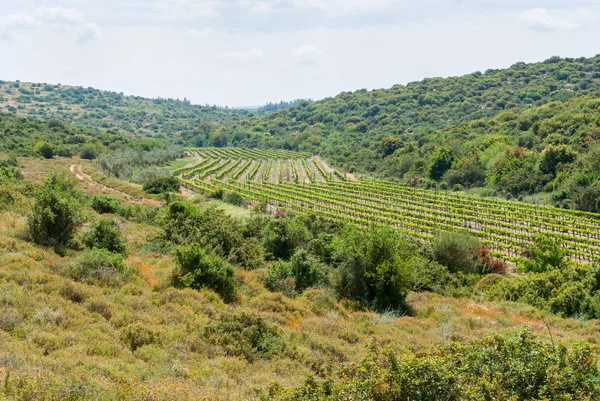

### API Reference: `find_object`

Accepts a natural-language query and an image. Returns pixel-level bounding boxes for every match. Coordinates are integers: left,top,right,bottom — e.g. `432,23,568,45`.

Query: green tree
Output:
28,172,83,248
428,148,455,181
34,141,56,159
539,144,576,176
381,136,403,157
432,232,480,274
332,226,413,311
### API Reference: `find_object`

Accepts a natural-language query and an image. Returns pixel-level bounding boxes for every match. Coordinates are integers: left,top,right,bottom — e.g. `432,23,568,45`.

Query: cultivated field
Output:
178,149,600,265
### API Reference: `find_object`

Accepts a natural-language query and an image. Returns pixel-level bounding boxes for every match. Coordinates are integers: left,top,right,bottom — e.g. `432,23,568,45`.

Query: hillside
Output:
172,55,600,211
0,81,251,137
2,155,600,400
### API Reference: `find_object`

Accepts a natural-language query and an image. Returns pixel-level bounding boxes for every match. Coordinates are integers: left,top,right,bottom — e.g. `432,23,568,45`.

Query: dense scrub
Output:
265,329,600,401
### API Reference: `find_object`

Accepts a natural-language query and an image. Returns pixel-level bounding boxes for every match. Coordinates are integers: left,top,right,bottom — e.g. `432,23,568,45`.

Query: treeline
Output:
258,99,313,113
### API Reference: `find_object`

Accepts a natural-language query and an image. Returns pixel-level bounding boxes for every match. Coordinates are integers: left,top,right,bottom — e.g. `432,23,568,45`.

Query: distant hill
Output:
0,81,252,137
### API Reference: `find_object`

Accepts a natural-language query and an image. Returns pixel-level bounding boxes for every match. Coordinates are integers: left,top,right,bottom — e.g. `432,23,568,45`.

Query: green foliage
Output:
79,142,104,160
82,218,125,254
520,236,566,273
28,172,83,248
33,140,56,159
223,191,244,206
228,237,265,270
264,249,328,296
172,244,237,303
428,147,455,181
539,144,577,176
269,328,600,401
120,324,157,352
65,248,128,287
485,263,600,318
331,226,413,311
432,232,480,274
161,200,244,258
204,312,285,362
90,195,121,214
142,176,180,194
262,216,311,260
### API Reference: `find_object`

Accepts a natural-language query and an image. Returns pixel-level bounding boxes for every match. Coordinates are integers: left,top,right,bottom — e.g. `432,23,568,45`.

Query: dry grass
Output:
3,157,600,400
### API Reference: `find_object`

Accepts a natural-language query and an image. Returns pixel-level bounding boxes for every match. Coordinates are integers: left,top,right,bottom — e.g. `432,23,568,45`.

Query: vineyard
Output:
176,148,349,183
177,148,600,265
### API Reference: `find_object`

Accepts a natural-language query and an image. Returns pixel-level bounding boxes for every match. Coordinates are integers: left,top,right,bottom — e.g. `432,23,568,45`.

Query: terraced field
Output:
177,148,600,265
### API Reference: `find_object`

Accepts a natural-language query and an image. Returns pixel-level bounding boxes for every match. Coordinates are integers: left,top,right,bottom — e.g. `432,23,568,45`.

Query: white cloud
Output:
218,47,266,60
152,0,224,18
0,6,102,44
519,8,594,31
292,44,323,65
292,0,394,16
188,27,216,38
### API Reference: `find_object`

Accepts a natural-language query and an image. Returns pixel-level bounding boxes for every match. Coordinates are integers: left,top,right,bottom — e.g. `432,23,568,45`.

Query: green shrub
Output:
265,250,328,296
79,143,104,160
142,176,180,194
271,328,600,401
66,248,128,287
229,237,265,270
172,244,236,303
262,216,311,260
485,263,600,318
332,226,412,311
432,232,480,274
33,140,55,159
90,195,121,214
224,191,244,206
28,172,83,248
82,218,125,254
520,236,566,273
120,324,157,351
204,312,285,362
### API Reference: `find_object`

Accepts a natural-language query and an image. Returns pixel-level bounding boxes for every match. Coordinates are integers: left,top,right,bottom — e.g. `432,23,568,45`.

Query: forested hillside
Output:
0,81,250,137
177,55,600,210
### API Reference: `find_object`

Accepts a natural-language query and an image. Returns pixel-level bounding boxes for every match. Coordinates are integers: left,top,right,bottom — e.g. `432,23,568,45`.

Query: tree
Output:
34,141,56,159
539,145,576,176
172,244,237,303
428,148,455,181
332,226,413,311
143,176,180,194
381,136,403,157
28,172,83,248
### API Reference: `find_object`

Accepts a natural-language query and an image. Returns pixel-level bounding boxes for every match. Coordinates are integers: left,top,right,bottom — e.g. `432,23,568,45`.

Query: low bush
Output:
432,232,480,274
204,312,285,362
65,248,129,287
265,250,328,296
172,244,237,303
82,218,125,254
28,172,83,248
90,195,121,214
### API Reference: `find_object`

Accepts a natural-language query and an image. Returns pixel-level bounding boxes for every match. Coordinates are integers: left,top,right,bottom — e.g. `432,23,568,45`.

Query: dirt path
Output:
313,155,357,181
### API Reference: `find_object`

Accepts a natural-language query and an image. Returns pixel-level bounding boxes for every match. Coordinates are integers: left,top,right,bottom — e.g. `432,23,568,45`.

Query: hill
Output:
0,81,251,137
173,55,600,210
1,156,600,400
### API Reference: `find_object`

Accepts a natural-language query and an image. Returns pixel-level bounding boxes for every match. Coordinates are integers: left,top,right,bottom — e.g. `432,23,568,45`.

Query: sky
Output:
0,1,599,107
